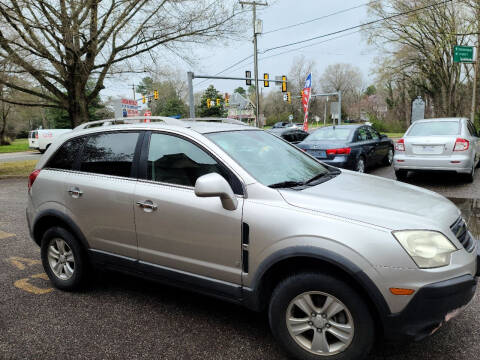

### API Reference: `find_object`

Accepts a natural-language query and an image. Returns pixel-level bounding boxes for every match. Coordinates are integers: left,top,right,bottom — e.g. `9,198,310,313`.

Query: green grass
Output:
384,132,405,139
0,160,37,177
0,138,30,153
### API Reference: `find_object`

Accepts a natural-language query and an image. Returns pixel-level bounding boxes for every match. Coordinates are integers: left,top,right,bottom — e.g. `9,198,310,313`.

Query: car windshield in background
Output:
408,121,460,136
307,127,352,141
206,130,329,187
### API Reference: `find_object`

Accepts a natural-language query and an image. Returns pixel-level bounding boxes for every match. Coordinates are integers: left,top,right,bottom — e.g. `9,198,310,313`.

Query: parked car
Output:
272,121,293,129
27,117,478,360
297,124,394,172
28,129,72,153
267,127,309,144
394,117,480,182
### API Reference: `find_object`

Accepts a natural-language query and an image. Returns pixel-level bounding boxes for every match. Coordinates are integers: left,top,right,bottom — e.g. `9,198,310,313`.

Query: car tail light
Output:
395,138,405,151
35,132,38,139
453,138,469,151
326,147,351,155
28,169,41,190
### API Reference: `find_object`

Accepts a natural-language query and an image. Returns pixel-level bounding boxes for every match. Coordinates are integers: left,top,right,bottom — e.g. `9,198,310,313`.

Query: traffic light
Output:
301,90,304,97
225,93,229,106
245,70,251,85
142,95,146,104
287,91,291,104
216,98,221,106
263,73,269,87
207,98,211,108
154,90,158,100
282,75,287,92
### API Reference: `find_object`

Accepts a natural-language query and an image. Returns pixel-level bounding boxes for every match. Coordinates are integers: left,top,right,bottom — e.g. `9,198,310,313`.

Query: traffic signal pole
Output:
186,72,286,119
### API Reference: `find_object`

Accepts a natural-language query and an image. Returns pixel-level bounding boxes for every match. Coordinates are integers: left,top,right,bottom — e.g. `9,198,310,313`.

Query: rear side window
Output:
80,132,139,177
467,121,477,136
367,127,379,140
408,121,460,136
357,128,368,141
47,137,85,170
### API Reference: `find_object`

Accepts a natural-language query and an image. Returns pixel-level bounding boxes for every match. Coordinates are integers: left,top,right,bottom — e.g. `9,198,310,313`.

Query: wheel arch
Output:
32,209,89,250
243,247,390,333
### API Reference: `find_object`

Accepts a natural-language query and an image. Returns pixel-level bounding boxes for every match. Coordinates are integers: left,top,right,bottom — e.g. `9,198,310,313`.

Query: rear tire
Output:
464,165,475,183
41,227,88,291
268,272,375,360
355,156,366,173
395,169,408,181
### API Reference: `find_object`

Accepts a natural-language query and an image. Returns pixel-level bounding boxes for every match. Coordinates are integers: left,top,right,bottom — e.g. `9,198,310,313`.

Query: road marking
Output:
14,273,53,295
7,257,41,270
0,230,15,240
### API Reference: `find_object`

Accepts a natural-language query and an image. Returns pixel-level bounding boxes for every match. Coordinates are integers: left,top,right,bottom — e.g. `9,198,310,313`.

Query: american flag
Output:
302,73,312,132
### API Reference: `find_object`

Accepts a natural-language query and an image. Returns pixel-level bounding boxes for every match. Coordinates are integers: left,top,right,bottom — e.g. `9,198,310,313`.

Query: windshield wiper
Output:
304,169,341,185
268,180,305,189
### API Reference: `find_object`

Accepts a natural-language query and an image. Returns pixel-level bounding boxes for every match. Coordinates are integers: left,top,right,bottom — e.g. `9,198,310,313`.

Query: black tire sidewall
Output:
41,227,86,291
268,273,374,360
356,156,365,173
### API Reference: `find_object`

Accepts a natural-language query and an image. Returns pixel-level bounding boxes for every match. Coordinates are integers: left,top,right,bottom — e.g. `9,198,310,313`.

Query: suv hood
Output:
279,171,460,231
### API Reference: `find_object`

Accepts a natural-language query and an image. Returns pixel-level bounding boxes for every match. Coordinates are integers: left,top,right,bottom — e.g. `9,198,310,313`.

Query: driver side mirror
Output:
194,173,238,211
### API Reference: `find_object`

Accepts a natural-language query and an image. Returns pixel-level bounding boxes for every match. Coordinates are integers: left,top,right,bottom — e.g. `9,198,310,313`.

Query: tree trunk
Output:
67,82,90,129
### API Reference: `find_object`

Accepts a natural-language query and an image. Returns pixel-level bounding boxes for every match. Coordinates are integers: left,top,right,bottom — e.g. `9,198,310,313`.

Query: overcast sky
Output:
103,0,378,102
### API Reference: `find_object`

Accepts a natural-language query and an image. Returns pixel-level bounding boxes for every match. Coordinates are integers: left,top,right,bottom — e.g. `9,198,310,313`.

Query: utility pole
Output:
240,1,267,127
471,2,480,123
129,84,136,101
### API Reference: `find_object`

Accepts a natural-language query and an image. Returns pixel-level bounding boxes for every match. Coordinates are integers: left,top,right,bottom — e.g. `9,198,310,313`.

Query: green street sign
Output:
453,45,474,63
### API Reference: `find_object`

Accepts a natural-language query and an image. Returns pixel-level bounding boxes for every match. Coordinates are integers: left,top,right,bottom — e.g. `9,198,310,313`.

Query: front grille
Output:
450,217,475,252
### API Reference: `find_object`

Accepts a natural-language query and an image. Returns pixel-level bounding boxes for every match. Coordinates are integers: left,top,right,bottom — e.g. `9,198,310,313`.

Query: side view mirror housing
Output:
194,173,238,211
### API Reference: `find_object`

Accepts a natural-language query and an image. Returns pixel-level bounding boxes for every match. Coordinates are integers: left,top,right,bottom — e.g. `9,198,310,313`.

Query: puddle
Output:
448,198,480,238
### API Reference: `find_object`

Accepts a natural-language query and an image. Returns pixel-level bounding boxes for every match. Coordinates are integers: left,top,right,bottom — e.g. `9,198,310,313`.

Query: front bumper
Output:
383,274,477,341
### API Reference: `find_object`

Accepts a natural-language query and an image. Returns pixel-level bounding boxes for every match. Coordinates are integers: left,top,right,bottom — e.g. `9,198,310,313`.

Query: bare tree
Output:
0,0,244,127
367,0,472,117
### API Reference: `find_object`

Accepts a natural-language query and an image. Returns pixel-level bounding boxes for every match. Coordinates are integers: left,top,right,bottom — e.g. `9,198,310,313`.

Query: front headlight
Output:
393,230,457,268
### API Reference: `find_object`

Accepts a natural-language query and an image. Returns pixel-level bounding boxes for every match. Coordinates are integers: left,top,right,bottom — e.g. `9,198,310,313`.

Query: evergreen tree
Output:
197,85,226,117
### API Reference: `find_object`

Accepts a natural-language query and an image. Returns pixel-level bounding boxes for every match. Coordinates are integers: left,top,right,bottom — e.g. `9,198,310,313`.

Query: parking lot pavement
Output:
0,151,41,163
1,175,479,360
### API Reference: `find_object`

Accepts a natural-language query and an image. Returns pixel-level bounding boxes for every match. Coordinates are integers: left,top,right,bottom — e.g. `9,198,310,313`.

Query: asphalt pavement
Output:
1,166,480,360
0,151,41,163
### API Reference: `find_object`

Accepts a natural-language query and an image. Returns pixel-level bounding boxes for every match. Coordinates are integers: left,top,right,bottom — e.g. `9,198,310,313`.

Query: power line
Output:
194,54,253,86
262,0,454,54
262,0,381,35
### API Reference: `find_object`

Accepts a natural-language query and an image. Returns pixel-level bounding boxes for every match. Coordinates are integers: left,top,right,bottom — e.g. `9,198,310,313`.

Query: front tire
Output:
268,273,375,360
383,148,394,166
41,227,88,291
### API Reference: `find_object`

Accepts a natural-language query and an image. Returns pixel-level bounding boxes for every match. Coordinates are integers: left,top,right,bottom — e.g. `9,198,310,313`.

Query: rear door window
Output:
79,132,140,177
47,137,85,170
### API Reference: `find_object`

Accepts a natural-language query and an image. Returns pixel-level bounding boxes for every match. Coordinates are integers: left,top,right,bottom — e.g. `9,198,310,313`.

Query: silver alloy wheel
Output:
356,158,365,173
387,149,393,165
286,291,354,356
47,238,75,280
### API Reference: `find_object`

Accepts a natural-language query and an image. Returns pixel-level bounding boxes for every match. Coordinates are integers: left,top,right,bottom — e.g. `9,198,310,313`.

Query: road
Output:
0,151,41,163
1,167,479,360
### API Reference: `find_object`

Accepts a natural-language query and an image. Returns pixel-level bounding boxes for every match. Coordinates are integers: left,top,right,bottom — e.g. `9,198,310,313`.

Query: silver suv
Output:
27,117,479,360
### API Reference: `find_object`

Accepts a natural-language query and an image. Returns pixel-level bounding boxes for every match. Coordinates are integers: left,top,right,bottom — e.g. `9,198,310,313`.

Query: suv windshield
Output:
307,127,352,141
206,130,330,187
408,121,460,136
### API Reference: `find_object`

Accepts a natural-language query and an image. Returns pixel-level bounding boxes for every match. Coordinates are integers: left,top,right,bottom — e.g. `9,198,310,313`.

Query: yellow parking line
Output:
14,273,53,295
0,230,15,239
7,256,42,270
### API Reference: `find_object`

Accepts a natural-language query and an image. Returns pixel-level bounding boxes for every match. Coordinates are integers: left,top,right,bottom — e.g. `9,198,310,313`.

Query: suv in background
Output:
27,117,479,360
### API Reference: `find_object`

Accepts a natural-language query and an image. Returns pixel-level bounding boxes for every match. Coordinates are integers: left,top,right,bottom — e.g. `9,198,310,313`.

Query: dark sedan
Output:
296,124,394,172
267,127,309,144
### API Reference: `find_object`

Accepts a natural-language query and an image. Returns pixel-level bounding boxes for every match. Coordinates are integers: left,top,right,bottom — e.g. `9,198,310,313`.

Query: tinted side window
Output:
147,133,229,188
367,127,379,140
47,137,85,170
467,121,477,136
80,132,139,177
